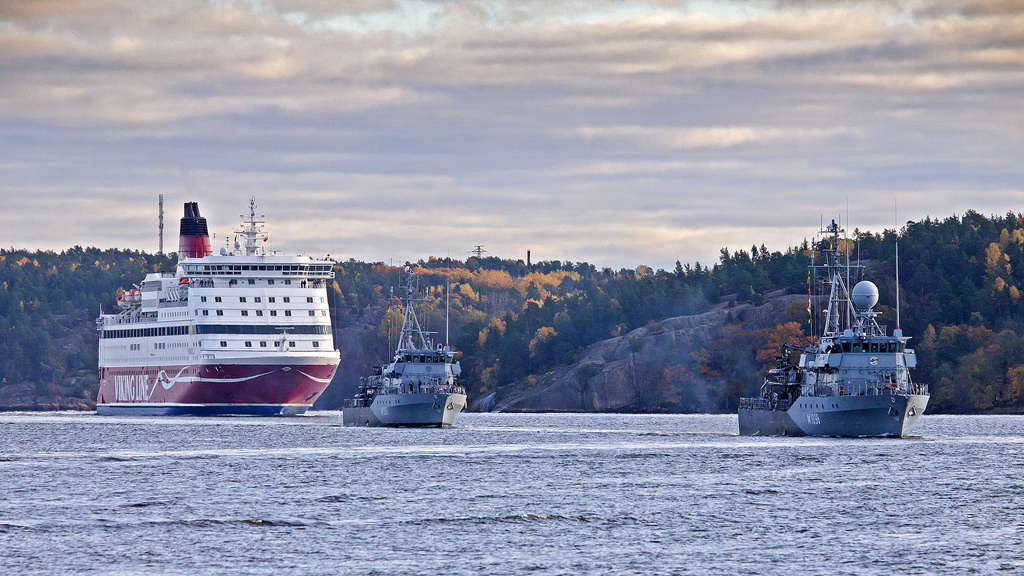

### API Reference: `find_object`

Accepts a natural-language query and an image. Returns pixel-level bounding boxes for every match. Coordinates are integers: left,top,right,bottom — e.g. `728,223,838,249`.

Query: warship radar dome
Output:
852,280,879,310
737,218,928,437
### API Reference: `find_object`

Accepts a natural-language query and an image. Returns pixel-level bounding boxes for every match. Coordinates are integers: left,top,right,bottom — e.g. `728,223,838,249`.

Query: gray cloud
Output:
1,0,1021,270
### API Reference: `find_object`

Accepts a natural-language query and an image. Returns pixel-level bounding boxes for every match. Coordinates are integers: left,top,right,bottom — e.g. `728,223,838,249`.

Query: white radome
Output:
852,280,879,310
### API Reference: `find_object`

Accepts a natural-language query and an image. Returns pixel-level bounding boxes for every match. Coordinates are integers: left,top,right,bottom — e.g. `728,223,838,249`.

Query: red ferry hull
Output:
96,356,338,416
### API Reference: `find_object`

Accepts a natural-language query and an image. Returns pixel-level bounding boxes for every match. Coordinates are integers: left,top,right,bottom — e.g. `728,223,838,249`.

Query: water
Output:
2,413,1023,575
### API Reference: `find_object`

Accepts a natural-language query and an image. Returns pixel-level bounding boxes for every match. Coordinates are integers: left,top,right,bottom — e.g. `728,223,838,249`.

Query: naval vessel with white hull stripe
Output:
738,219,929,437
343,267,466,427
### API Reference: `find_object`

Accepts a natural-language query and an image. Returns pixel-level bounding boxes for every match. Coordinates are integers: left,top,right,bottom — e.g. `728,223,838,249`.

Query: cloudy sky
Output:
1,0,1022,270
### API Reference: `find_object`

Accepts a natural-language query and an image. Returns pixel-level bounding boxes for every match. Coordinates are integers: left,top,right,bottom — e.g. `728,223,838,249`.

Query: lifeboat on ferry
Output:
116,288,141,308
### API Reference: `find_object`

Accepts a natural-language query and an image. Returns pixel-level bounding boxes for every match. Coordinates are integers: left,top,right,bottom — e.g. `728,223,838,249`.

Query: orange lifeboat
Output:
116,287,140,308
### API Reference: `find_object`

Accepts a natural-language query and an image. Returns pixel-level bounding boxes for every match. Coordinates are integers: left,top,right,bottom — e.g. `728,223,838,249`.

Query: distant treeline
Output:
0,248,176,406
3,210,1024,413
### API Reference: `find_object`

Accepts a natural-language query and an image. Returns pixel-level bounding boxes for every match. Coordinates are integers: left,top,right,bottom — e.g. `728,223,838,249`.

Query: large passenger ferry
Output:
96,199,340,415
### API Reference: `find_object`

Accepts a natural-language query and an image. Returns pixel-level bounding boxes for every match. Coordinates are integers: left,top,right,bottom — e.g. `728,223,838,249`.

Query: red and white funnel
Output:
178,201,212,258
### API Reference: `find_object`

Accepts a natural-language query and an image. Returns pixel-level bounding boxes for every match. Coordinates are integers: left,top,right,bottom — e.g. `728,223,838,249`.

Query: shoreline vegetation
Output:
4,210,1024,415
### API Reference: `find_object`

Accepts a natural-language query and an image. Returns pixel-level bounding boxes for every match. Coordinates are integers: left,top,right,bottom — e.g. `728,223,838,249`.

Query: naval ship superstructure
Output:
738,219,929,437
343,267,467,427
96,199,340,415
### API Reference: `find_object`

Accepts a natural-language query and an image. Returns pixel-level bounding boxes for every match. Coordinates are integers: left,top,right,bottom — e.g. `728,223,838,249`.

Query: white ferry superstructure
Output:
96,200,340,415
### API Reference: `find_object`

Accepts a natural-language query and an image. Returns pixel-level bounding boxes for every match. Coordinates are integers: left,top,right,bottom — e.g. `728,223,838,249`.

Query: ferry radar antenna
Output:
236,196,267,257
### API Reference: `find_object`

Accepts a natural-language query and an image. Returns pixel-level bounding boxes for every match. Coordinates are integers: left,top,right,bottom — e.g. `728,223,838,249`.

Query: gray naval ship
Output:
738,219,929,437
343,267,467,427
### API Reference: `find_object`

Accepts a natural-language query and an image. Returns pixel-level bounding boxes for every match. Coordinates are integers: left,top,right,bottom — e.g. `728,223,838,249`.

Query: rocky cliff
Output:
471,294,806,413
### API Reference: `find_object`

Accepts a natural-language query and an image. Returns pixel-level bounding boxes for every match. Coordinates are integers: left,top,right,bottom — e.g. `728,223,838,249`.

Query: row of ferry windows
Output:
106,326,190,339
104,325,331,339
118,342,194,352
227,279,323,287
200,296,322,304
184,265,332,274
199,310,325,317
835,341,905,353
220,341,323,348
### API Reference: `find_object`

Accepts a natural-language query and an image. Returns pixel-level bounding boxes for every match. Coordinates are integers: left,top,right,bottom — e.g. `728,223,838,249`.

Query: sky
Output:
1,0,1022,270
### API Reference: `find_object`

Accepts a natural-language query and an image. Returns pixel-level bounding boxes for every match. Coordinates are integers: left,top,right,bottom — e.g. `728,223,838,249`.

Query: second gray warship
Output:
343,267,467,427
738,219,929,437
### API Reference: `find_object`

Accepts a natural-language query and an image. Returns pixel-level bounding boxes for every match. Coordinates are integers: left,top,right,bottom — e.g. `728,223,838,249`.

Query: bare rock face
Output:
472,295,804,413
0,380,96,411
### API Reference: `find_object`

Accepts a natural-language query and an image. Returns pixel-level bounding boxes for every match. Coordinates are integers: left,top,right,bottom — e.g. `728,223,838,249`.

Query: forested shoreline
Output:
3,210,1024,414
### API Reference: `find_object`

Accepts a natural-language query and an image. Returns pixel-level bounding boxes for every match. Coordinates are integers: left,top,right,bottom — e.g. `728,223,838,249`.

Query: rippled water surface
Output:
2,412,1023,575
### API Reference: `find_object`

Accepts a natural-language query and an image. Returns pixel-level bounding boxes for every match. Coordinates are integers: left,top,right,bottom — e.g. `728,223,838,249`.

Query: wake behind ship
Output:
738,219,929,437
96,199,340,415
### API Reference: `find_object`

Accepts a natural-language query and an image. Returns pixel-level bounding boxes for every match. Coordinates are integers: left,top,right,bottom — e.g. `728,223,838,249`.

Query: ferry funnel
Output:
178,201,212,258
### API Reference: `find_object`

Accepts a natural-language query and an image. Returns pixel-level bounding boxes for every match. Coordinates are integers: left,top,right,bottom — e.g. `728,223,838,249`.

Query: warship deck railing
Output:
830,382,930,396
738,397,792,411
